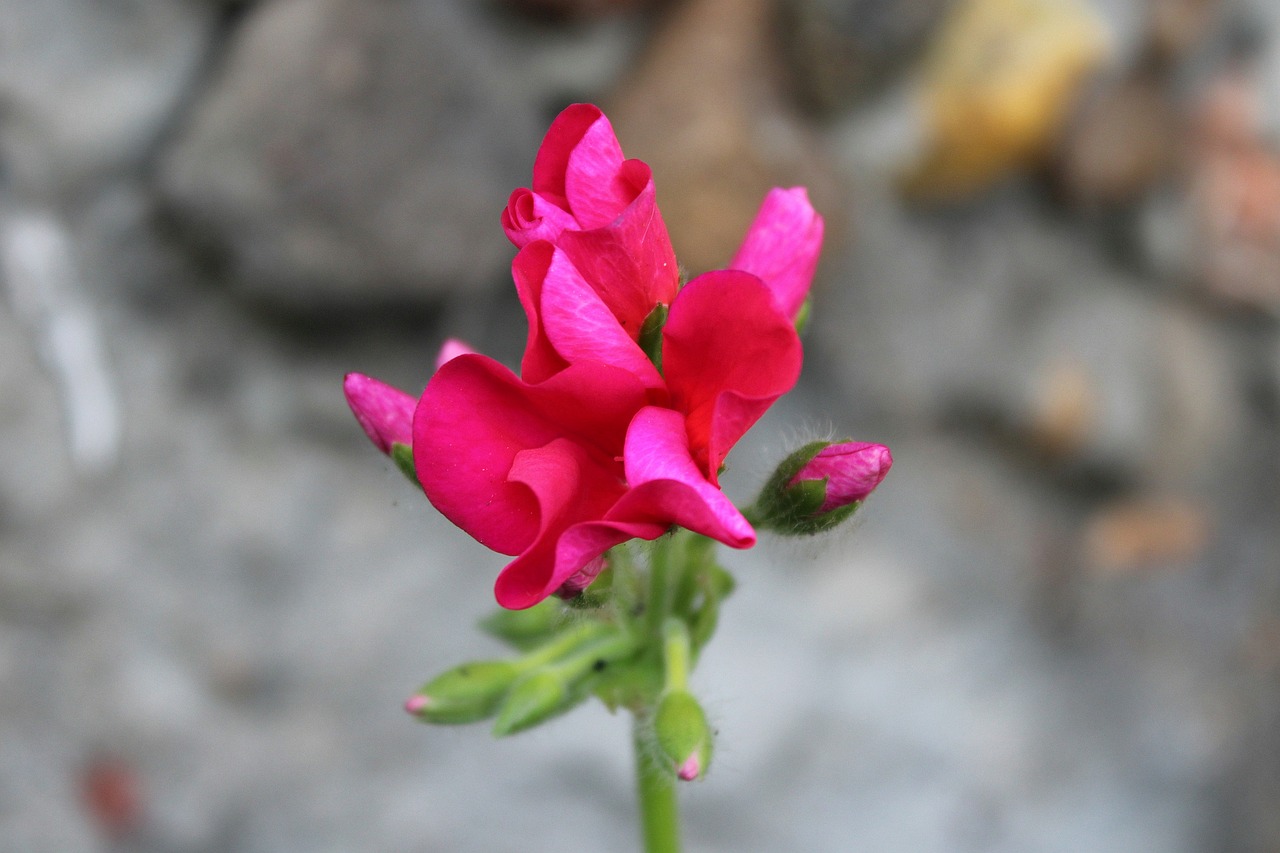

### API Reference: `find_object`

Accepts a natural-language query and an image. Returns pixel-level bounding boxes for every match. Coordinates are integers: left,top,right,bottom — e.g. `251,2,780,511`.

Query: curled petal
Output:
663,271,803,482
344,373,416,454
512,242,572,384
729,187,824,320
501,188,579,248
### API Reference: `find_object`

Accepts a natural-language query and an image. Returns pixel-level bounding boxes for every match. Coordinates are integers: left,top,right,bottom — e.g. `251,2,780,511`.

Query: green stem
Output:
634,714,682,853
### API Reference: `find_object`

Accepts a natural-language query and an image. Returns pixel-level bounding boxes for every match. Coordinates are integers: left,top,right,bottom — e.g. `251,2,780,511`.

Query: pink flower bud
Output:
677,753,702,782
343,373,416,455
790,442,892,513
435,338,475,370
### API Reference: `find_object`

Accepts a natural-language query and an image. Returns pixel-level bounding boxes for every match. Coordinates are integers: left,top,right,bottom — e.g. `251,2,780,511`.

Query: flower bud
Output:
343,373,415,455
480,598,563,651
653,690,712,781
406,661,521,725
753,440,892,535
491,670,579,737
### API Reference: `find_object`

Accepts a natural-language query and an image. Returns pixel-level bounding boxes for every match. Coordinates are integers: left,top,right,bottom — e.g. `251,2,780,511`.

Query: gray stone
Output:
0,0,218,191
158,0,548,310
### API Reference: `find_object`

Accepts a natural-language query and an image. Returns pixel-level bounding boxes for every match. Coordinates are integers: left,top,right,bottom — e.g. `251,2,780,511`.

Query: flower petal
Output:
501,187,579,248
344,373,416,454
555,161,679,338
531,103,617,212
512,242,572,384
610,406,755,548
793,441,893,512
662,270,803,482
537,245,664,390
413,355,644,555
729,187,824,319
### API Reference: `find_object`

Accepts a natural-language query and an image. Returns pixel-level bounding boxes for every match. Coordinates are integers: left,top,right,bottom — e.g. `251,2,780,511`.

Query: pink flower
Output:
791,442,893,513
367,104,826,608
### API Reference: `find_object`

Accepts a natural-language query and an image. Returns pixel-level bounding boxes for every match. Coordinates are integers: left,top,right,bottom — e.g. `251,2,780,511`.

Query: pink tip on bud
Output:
343,373,417,455
404,694,431,715
791,441,892,513
434,338,476,370
677,753,701,781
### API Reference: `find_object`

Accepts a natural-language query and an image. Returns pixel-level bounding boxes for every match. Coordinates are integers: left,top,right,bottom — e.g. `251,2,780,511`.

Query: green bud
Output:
407,661,521,724
653,690,712,781
492,670,582,737
480,599,563,651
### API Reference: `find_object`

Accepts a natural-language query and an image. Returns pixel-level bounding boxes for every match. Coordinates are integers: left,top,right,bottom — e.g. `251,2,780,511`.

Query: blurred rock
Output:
901,0,1111,202
498,0,668,21
1052,73,1180,209
1081,496,1212,574
607,0,841,275
773,0,956,117
0,0,218,191
158,0,546,311
814,193,1242,488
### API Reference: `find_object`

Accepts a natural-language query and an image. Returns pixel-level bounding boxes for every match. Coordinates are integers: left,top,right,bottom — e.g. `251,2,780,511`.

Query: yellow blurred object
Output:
903,0,1110,200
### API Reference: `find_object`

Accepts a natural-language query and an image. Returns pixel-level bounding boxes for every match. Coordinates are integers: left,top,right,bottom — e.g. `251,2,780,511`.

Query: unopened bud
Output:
653,690,712,781
406,661,521,725
480,598,563,651
491,670,578,737
752,440,892,535
343,373,415,455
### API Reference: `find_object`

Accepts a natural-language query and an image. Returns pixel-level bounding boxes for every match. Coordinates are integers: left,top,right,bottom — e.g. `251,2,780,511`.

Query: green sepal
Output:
751,440,862,536
793,297,812,336
410,661,521,725
638,303,669,373
479,599,563,651
389,442,419,487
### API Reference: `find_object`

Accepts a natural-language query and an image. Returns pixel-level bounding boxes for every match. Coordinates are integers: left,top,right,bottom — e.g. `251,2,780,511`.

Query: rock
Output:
158,0,548,311
773,0,957,117
1052,73,1180,209
901,0,1112,202
1081,496,1213,574
606,0,842,276
813,191,1242,489
0,0,218,191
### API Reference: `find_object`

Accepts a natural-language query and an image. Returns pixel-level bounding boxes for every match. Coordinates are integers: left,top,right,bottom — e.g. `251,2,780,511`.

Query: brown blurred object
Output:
1082,497,1212,575
1147,0,1225,66
1054,73,1180,208
902,0,1110,201
606,0,840,275
1186,71,1280,314
499,0,670,21
773,0,956,116
81,754,144,839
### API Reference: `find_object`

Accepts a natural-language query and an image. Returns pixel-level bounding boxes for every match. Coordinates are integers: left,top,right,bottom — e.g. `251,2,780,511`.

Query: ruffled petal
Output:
611,406,755,548
531,103,616,212
343,373,416,454
413,355,643,555
556,161,679,338
501,187,579,248
729,187,824,319
493,438,628,609
662,270,802,482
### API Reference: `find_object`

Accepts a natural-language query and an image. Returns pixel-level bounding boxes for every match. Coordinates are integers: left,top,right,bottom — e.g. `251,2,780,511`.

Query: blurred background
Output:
2,0,1279,850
